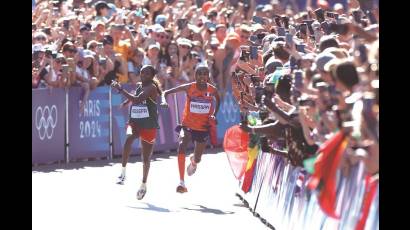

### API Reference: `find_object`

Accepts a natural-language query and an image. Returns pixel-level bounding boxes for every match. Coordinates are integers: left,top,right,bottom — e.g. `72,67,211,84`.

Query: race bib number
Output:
130,105,149,118
190,101,211,114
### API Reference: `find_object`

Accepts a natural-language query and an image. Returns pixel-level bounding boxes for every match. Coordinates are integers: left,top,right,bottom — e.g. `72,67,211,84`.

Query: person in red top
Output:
161,64,220,193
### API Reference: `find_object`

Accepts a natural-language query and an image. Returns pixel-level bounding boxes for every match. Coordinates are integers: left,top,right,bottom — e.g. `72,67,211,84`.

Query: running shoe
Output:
187,155,197,176
137,184,147,200
117,175,126,185
176,184,188,193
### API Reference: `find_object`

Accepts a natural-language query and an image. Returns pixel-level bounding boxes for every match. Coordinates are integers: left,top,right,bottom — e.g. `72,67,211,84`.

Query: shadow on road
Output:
32,148,223,174
182,205,235,215
127,203,171,213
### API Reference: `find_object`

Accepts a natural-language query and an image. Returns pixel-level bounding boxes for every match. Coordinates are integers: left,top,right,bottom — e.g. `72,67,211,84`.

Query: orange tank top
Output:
182,83,217,131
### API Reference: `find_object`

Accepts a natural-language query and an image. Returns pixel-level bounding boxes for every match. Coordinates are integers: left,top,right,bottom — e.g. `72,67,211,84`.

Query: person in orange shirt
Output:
111,24,136,83
161,64,220,193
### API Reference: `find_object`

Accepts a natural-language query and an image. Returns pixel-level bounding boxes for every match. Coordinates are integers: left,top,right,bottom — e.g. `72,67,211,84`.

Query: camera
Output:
299,23,307,36
352,10,362,24
314,8,325,23
63,20,70,30
250,46,258,60
282,16,290,29
293,70,303,89
177,19,188,30
239,46,250,61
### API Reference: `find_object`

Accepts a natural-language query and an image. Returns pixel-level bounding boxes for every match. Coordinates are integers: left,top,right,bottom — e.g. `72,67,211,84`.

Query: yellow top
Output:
114,39,131,83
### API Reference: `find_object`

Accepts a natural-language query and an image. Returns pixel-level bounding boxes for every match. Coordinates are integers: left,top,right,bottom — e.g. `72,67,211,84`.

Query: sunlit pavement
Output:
32,148,269,230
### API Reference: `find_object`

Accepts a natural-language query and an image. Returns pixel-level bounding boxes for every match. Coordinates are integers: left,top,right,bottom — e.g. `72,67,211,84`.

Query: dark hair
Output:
319,37,339,52
273,44,290,61
141,65,162,95
276,74,292,104
263,50,274,66
102,35,114,46
95,1,109,16
87,61,95,77
334,61,359,90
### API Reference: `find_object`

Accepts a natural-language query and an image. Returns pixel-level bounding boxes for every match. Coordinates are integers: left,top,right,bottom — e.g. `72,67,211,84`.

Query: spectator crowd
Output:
32,0,378,176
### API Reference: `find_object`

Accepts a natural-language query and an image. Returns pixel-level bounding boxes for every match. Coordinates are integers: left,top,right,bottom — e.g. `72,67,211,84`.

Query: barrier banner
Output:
217,89,240,142
32,88,65,164
68,86,110,160
111,84,140,156
238,151,379,230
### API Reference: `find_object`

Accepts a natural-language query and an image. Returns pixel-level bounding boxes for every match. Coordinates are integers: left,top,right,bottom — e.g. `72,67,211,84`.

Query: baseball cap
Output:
334,3,344,11
55,53,65,60
195,63,210,73
32,44,45,54
92,20,105,30
155,15,167,27
315,52,336,72
216,24,227,30
82,49,96,59
240,24,252,33
323,58,347,73
80,24,91,32
323,47,349,59
262,34,278,45
191,40,202,48
148,42,160,50
252,23,265,33
151,24,165,34
255,5,265,11
177,38,192,48
262,5,273,12
95,1,111,11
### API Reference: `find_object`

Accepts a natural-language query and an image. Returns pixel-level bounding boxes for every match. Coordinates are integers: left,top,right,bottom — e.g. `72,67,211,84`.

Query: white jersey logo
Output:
130,105,149,118
190,101,211,114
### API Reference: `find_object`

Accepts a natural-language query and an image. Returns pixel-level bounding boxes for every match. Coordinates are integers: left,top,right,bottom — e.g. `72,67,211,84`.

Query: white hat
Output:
32,44,45,54
92,20,105,30
82,49,96,59
148,42,160,50
177,38,192,48
151,24,165,33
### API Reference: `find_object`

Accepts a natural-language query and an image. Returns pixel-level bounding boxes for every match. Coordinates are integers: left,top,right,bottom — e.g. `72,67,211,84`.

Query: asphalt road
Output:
32,148,269,230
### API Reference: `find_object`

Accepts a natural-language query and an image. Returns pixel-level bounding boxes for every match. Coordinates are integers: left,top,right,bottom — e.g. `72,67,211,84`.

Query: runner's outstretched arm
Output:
112,81,156,104
160,83,192,105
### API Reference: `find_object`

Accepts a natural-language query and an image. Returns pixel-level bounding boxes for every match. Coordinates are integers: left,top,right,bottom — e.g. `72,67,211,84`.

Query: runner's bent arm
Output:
120,84,156,104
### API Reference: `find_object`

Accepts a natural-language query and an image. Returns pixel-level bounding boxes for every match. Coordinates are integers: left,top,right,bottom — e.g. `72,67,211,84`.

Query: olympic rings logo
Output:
35,105,58,140
220,91,239,123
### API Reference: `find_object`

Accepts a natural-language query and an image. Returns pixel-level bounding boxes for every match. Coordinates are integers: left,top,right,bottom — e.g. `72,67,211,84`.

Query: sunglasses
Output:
55,59,66,64
157,34,169,39
68,48,77,53
36,37,47,41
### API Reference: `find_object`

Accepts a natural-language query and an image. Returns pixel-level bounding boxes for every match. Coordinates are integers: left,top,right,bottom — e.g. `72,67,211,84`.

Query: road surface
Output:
32,148,269,230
